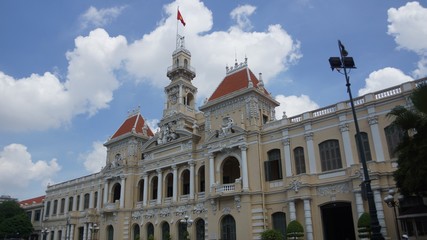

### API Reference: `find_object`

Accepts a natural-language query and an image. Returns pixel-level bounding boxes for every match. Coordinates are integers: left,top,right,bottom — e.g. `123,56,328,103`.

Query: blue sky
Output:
0,0,426,200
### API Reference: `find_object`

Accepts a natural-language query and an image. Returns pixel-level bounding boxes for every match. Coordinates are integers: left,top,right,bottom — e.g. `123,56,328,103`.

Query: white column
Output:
209,154,215,192
189,161,195,200
283,138,292,177
355,192,365,217
103,181,109,205
43,201,48,220
72,195,78,211
49,200,54,217
339,123,354,167
172,165,178,202
179,84,183,104
97,186,102,211
89,191,94,209
143,173,148,207
157,169,163,204
305,132,317,174
120,177,125,208
369,116,385,162
57,199,62,215
289,200,296,221
65,197,70,214
83,223,87,240
87,223,92,240
69,224,75,240
239,145,249,191
79,193,84,211
303,199,314,240
374,190,387,236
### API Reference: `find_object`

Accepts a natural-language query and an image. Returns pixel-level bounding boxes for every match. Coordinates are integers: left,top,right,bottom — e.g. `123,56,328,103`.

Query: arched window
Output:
83,193,90,209
182,170,190,195
53,200,58,215
222,157,240,184
198,166,205,193
162,222,170,240
133,224,140,240
221,215,236,240
146,223,154,240
68,197,73,212
293,147,306,175
319,140,342,171
272,212,286,239
112,184,121,203
45,201,51,217
178,222,187,240
196,219,205,240
107,225,114,240
151,177,158,200
60,198,65,214
184,59,188,68
138,179,144,201
264,149,283,181
384,125,406,158
166,173,173,198
94,191,98,208
76,196,80,211
355,132,372,161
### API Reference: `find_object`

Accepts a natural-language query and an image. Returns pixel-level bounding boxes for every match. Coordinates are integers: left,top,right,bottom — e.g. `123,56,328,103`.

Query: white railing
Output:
216,183,235,193
313,106,336,117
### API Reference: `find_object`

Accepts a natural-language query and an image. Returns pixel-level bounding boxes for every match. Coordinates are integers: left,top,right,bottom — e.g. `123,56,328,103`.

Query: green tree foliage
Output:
286,220,304,240
260,229,283,240
388,83,427,196
0,201,33,238
357,212,371,239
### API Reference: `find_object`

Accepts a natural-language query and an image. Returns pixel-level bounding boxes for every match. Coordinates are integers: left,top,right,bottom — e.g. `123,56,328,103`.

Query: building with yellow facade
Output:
35,38,427,240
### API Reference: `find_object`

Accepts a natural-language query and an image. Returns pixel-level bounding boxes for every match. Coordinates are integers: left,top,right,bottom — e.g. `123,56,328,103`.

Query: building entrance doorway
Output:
321,202,356,240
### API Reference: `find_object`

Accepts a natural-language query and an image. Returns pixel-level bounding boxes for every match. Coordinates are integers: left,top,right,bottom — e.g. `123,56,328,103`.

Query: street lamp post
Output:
384,189,401,239
180,215,193,240
89,223,99,240
41,228,49,240
329,40,384,240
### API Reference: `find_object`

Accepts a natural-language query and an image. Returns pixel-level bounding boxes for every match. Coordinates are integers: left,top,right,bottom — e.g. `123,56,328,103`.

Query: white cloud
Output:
80,6,126,29
0,144,61,196
388,2,427,78
275,94,319,118
0,0,301,132
82,141,106,173
230,5,256,31
358,67,413,96
126,0,301,101
0,29,127,132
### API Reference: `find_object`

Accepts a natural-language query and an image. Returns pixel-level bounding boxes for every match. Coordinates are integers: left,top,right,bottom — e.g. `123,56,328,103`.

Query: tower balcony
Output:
167,64,196,79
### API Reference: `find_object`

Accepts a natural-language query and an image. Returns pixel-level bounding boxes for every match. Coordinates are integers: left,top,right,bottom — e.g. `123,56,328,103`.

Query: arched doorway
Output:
321,202,356,240
146,223,154,240
222,157,240,184
162,222,170,240
132,224,140,240
195,218,205,240
107,225,114,240
112,183,121,203
221,215,236,240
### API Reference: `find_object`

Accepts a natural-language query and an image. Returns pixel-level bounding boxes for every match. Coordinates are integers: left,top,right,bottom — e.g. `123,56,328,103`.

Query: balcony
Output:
166,64,196,79
103,201,119,212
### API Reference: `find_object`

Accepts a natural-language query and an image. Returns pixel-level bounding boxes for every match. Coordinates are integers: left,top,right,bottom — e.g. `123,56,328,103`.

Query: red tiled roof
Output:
19,195,45,206
111,114,154,140
208,66,268,101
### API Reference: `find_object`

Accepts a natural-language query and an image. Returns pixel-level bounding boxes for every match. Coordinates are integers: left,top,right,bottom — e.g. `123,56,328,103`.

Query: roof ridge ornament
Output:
225,57,249,75
127,106,141,117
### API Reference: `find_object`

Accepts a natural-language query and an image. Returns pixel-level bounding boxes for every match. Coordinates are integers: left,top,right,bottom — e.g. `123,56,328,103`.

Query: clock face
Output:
169,94,178,104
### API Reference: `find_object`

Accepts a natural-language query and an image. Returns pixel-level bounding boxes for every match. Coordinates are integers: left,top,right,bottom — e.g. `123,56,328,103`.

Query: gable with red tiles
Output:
111,114,154,140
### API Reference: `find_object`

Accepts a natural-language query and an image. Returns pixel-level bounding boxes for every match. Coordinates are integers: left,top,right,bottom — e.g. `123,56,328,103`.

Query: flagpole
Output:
176,6,179,49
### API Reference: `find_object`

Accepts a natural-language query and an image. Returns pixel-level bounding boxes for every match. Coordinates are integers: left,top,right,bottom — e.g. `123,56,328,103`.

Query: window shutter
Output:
264,161,271,181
